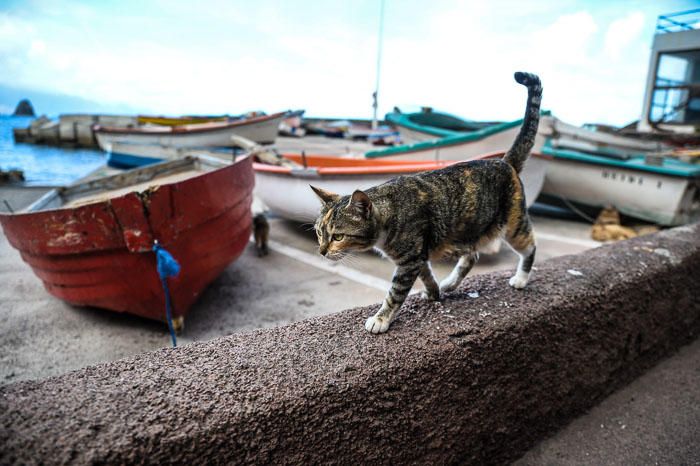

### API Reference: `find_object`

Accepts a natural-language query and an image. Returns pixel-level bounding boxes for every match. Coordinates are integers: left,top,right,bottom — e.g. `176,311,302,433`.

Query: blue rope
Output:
153,242,181,347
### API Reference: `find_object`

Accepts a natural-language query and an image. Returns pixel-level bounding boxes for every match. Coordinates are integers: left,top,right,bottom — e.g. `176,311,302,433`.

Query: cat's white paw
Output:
439,276,460,293
420,290,440,301
509,272,529,289
365,315,391,334
439,282,456,293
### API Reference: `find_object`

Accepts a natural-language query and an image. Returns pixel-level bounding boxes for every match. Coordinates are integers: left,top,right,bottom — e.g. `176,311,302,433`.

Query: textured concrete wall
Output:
1,224,699,465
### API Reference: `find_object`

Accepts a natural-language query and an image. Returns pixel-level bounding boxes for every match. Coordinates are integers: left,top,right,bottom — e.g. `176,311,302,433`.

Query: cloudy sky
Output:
0,0,697,125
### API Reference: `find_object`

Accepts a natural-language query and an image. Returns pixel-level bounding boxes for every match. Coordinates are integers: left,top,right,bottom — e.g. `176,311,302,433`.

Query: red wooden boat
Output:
0,155,254,328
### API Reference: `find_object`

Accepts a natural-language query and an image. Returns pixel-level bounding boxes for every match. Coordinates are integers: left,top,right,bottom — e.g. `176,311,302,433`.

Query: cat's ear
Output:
347,190,372,219
310,185,339,205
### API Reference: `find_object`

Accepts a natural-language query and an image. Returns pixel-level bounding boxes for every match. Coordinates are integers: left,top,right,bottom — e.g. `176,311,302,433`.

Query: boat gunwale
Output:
542,141,700,178
367,110,552,158
1,155,248,217
94,111,287,135
253,151,548,176
386,111,476,138
136,115,229,126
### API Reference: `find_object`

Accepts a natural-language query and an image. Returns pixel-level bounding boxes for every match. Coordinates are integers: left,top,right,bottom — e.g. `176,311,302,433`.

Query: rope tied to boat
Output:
153,241,180,347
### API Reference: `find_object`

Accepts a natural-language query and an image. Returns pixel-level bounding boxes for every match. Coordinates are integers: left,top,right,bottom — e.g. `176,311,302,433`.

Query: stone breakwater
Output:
13,114,137,147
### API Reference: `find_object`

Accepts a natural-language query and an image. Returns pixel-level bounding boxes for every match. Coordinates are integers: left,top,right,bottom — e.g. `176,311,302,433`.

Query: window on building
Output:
649,49,700,125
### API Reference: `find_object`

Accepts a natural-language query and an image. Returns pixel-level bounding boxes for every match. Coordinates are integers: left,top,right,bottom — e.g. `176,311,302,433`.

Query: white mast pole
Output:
372,0,386,130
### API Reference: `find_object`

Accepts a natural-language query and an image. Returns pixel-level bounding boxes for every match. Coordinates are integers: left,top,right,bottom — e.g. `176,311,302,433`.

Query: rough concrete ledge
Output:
1,224,699,465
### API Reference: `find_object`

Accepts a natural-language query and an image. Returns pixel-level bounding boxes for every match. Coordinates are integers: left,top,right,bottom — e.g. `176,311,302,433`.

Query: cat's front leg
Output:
365,260,423,334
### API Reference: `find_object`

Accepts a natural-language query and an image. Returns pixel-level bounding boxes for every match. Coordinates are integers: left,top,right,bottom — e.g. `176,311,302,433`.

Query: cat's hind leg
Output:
439,252,479,293
505,219,536,289
419,261,440,301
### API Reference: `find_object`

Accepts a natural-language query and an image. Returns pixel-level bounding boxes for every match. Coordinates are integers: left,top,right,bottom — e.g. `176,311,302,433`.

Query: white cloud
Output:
532,11,599,66
0,13,34,53
28,39,46,58
603,11,645,60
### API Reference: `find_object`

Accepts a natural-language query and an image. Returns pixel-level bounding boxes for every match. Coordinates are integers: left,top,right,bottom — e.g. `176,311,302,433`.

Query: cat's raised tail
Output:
502,71,542,174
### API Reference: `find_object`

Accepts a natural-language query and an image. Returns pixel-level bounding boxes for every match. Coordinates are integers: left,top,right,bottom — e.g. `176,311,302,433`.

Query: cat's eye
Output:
331,234,345,242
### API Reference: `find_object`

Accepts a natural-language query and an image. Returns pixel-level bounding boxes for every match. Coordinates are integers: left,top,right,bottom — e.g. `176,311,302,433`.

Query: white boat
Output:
541,119,697,226
540,142,700,226
95,111,287,160
254,152,544,223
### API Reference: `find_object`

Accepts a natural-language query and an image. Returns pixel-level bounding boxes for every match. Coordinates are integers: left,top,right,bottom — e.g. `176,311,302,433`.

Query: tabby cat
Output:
311,72,542,334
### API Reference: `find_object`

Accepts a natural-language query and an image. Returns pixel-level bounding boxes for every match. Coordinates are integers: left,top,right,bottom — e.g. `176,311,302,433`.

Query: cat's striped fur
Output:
312,72,542,333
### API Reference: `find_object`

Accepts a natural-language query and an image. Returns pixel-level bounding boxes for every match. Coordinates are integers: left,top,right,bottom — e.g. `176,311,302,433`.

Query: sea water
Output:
0,115,106,186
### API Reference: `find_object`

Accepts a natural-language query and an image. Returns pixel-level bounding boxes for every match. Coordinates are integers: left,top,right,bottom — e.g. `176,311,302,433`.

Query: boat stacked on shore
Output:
96,111,288,167
22,102,693,229
12,110,291,150
386,107,698,226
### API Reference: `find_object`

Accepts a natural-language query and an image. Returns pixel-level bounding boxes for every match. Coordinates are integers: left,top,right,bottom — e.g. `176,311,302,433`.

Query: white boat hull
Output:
96,113,285,151
396,125,441,144
542,158,699,225
255,171,406,223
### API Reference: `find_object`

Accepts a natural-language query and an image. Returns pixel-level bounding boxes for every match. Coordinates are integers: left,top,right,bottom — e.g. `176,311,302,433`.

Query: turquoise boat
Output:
385,108,501,143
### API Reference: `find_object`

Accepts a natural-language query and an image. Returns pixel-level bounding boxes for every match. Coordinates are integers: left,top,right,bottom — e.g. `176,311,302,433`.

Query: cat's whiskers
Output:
338,251,363,268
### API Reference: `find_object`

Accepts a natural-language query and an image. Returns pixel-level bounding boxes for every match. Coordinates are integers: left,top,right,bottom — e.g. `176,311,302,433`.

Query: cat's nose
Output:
319,245,328,256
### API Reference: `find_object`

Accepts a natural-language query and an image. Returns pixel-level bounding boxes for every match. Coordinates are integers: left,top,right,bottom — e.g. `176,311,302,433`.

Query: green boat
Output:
385,108,501,143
